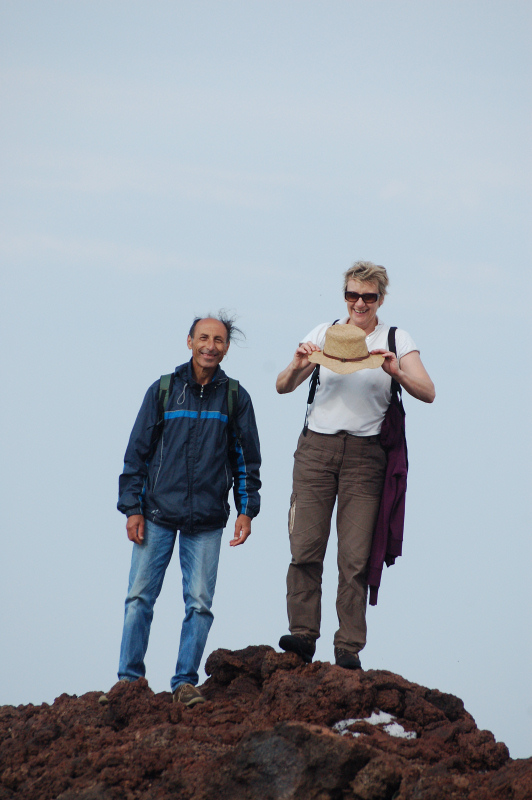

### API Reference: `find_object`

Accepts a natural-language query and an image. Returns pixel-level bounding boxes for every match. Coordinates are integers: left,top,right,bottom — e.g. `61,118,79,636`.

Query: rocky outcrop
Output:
0,645,530,799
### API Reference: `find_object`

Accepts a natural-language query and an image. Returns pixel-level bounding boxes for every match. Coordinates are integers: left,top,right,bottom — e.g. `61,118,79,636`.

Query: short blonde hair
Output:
343,261,389,297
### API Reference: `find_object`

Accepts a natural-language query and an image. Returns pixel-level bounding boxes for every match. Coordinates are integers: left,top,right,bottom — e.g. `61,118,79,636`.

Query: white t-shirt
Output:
303,317,418,436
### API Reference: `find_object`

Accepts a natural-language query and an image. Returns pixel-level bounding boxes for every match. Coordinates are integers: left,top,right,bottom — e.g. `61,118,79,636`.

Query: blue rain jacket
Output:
118,359,261,532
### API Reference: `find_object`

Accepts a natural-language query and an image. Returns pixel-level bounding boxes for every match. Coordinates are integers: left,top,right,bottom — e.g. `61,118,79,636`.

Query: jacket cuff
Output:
125,506,143,518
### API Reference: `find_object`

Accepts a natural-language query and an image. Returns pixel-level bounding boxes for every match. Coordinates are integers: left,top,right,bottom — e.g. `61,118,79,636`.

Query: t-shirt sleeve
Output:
301,322,330,348
395,328,418,362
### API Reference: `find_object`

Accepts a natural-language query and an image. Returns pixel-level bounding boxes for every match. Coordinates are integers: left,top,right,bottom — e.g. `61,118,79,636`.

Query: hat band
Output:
322,351,370,363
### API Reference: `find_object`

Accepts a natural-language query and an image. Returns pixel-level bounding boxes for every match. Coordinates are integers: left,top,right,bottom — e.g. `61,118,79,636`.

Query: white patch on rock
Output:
332,710,417,740
333,718,362,734
366,710,394,726
383,722,417,740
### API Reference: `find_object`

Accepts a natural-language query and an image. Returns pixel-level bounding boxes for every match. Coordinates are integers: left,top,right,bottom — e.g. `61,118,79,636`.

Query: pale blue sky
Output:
1,0,530,758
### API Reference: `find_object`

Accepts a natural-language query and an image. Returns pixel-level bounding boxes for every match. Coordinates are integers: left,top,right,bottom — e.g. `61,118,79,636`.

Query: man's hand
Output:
126,514,145,544
230,514,252,547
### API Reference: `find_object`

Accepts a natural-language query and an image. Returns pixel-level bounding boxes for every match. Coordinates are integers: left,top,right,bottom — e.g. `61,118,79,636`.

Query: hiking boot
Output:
334,647,361,670
98,678,133,705
279,634,316,663
173,683,206,707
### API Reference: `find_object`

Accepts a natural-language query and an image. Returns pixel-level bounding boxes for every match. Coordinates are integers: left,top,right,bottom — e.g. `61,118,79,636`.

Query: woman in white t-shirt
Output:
276,260,435,670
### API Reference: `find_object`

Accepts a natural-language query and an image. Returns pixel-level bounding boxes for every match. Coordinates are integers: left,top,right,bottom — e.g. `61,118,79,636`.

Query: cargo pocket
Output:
288,493,297,535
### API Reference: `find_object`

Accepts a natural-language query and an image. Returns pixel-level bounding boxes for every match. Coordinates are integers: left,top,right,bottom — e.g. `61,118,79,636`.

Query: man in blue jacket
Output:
117,315,261,707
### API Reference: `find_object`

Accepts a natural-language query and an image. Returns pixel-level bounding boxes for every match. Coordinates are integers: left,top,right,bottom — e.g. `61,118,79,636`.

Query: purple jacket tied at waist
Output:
367,382,408,606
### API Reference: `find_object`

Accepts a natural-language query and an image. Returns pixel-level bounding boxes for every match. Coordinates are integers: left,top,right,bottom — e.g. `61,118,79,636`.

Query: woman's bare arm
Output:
370,349,435,403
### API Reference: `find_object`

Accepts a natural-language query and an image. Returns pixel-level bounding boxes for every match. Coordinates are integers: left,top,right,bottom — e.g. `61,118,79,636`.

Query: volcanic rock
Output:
0,645,530,799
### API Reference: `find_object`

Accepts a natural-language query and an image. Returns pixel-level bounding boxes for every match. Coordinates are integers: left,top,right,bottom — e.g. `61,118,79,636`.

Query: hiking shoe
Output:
279,634,316,663
334,647,361,670
98,678,133,704
173,683,206,707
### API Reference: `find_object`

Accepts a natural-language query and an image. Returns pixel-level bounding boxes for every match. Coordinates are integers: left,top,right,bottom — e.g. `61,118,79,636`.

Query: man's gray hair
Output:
343,261,389,297
188,311,244,343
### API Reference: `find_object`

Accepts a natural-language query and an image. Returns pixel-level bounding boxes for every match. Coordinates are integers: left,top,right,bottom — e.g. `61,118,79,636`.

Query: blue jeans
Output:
118,519,223,692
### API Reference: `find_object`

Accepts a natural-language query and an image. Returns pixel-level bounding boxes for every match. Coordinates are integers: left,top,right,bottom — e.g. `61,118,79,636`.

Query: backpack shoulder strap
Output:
387,326,397,356
387,327,401,398
303,319,339,435
148,373,174,458
227,377,239,427
158,373,173,415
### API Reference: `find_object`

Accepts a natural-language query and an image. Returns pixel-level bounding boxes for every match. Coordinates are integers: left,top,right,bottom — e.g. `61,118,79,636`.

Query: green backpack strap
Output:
158,373,173,415
148,373,173,458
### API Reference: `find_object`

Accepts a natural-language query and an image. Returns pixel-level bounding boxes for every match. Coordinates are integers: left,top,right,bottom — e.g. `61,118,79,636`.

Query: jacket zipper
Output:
189,384,204,530
152,430,164,490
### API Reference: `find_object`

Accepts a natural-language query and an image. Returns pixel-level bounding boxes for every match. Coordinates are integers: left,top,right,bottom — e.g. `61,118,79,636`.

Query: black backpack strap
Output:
303,319,339,436
302,366,320,436
306,366,320,406
387,327,401,398
227,377,240,442
227,378,239,424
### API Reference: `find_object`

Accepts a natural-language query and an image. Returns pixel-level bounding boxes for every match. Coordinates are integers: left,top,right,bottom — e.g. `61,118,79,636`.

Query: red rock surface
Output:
1,645,530,799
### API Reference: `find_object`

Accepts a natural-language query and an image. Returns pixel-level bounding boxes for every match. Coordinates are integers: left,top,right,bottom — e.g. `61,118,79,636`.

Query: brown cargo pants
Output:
286,428,386,654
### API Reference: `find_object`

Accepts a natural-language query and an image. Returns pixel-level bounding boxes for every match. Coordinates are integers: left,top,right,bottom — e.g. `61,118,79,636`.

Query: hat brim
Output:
308,350,384,375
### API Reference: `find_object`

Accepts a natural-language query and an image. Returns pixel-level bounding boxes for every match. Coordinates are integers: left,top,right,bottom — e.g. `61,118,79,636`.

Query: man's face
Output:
187,318,230,375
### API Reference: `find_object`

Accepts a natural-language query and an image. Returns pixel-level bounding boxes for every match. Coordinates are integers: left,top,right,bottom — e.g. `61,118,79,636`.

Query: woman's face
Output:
345,279,384,332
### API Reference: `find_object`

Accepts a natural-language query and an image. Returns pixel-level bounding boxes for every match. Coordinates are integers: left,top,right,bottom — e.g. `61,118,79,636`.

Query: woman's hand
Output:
371,348,400,379
292,342,321,370
276,342,321,394
370,349,435,403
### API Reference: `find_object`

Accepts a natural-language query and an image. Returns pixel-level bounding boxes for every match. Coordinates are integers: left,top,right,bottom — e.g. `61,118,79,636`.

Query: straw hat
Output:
307,324,384,374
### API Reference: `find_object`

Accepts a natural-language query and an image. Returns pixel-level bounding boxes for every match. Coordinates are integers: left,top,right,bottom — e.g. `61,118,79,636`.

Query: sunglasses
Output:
344,291,380,304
